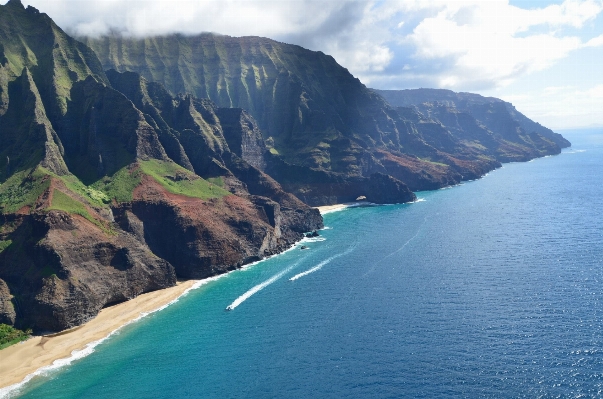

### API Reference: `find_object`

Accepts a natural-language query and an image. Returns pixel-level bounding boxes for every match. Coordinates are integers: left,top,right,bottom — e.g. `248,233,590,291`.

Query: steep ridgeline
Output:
374,88,570,162
0,1,321,333
83,33,568,198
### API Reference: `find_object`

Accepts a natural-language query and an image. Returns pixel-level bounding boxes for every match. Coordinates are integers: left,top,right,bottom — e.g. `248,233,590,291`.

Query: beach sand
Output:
0,280,198,391
315,202,370,215
315,204,351,214
0,203,359,392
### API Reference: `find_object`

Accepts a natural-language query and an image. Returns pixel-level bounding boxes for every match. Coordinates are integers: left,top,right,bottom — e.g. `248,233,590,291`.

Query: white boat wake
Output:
289,246,355,281
226,263,297,310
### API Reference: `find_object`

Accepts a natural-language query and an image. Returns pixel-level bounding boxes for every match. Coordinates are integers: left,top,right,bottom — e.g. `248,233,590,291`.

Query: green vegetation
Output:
0,168,50,214
139,159,230,199
33,167,109,209
0,324,31,350
420,158,449,168
59,174,109,207
48,189,91,217
90,166,142,203
40,265,57,278
207,176,225,188
0,240,12,253
47,190,113,234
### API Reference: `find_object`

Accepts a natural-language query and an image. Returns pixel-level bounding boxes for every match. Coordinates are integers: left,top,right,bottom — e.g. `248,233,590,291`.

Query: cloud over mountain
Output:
18,0,603,92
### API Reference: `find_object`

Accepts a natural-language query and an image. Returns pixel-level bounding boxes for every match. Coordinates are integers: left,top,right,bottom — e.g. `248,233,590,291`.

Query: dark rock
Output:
0,211,176,332
83,33,571,197
375,88,570,151
0,278,16,325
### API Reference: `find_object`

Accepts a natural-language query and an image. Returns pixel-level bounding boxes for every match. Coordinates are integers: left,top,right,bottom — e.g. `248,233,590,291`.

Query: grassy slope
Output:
139,159,230,199
90,165,142,203
0,159,228,223
0,168,50,214
0,240,11,253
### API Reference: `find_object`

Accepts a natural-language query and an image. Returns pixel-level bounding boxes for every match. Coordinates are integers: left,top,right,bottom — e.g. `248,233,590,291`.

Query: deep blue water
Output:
7,129,603,398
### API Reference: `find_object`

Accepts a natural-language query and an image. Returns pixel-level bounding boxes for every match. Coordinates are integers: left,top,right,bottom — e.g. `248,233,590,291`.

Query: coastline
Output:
1,203,353,394
315,203,356,215
0,230,311,395
0,280,199,394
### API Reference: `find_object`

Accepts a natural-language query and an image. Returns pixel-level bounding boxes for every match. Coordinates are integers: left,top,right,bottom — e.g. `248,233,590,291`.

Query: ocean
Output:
6,129,603,398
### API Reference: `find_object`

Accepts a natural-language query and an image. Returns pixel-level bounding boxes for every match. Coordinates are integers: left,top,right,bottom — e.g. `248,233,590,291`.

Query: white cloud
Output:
493,84,603,129
14,0,603,117
393,0,601,90
584,32,603,46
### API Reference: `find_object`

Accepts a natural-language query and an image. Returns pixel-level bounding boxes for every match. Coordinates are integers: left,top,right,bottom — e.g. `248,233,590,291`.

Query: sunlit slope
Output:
85,33,566,191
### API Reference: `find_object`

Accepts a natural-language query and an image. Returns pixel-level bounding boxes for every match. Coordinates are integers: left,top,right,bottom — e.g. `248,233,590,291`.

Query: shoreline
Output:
0,233,308,395
315,202,364,215
0,203,356,394
0,280,199,394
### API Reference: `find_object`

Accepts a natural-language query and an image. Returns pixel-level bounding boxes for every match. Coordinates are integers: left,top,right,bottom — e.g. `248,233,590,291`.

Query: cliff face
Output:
83,33,566,196
0,1,322,332
374,88,571,154
0,1,570,333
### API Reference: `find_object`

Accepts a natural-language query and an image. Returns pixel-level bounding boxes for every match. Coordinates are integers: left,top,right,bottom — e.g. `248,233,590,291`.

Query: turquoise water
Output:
6,129,603,398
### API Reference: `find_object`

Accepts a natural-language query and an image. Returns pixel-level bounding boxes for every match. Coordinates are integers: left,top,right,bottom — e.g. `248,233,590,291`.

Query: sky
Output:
13,0,603,130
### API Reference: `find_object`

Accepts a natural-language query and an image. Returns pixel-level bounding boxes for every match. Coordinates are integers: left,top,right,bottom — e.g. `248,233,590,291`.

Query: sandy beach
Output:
315,203,353,214
315,201,373,215
0,280,198,392
0,205,355,394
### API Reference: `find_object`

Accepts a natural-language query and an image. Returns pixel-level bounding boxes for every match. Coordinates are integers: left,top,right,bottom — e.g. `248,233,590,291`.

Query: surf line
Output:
289,246,355,282
226,263,299,311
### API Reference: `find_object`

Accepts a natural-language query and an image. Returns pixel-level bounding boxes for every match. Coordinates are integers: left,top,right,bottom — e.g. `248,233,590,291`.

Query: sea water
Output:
6,129,603,398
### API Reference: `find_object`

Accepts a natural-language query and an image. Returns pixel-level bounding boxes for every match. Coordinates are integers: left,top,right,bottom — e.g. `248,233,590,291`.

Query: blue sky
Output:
14,0,603,129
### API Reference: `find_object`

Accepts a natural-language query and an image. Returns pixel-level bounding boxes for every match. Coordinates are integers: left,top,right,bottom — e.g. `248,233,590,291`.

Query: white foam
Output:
320,207,347,215
0,238,313,397
237,242,299,272
226,263,298,310
319,202,381,215
302,237,326,243
289,247,355,281
0,274,229,399
288,265,323,281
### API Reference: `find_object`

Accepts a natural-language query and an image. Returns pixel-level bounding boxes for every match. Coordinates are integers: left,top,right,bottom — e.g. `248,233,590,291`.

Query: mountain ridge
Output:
0,2,323,332
373,88,570,150
0,2,569,333
84,32,565,197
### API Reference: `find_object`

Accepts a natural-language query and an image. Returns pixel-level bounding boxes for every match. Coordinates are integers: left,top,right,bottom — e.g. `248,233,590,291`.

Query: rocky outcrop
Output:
62,76,170,181
0,278,15,325
221,153,323,233
0,210,176,331
0,68,68,179
216,108,267,171
84,33,568,196
264,153,416,206
112,174,316,280
0,3,323,333
375,88,570,152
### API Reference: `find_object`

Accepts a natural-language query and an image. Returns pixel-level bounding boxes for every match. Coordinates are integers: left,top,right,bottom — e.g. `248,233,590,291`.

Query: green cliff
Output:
0,1,570,334
84,33,565,195
0,1,322,333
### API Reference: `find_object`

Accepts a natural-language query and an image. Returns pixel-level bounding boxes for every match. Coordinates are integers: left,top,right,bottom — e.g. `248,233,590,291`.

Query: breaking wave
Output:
0,276,223,399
